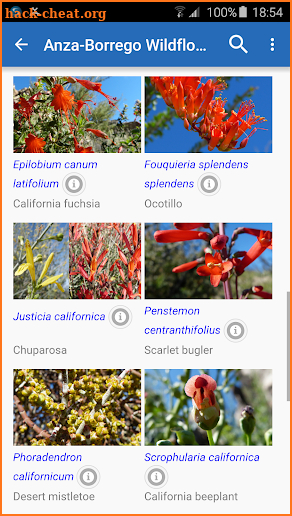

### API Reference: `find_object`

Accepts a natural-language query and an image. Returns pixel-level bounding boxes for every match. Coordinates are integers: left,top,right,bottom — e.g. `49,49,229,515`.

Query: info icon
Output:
198,173,221,196
224,319,247,342
109,306,132,329
77,466,100,489
145,466,168,489
63,173,86,196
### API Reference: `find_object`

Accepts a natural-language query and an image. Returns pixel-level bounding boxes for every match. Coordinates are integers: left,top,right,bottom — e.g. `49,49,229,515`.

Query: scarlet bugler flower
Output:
210,234,229,250
251,286,272,299
172,259,201,273
196,252,233,287
236,230,272,273
25,134,46,153
173,223,209,230
154,230,210,243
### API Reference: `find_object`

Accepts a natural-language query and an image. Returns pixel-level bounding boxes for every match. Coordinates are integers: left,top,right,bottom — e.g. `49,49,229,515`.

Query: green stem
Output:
206,429,215,446
246,434,252,445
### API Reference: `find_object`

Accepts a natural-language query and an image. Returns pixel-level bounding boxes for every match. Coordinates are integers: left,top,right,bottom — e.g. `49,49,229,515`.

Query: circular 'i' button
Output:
77,466,100,489
145,466,168,489
109,306,132,329
224,319,247,342
63,173,86,195
198,173,221,195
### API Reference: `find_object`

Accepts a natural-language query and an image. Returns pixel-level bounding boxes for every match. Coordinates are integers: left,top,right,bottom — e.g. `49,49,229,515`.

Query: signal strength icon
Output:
175,6,186,17
189,7,200,17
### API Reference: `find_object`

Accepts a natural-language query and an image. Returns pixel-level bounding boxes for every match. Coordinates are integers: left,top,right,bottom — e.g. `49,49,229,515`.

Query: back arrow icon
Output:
15,38,28,51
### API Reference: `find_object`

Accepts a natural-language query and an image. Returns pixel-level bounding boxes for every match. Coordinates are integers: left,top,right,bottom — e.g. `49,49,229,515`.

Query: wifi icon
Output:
175,5,186,18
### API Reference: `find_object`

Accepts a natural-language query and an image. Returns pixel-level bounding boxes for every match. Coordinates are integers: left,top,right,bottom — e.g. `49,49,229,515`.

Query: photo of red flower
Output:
14,76,141,153
145,223,272,299
69,223,141,299
145,76,271,153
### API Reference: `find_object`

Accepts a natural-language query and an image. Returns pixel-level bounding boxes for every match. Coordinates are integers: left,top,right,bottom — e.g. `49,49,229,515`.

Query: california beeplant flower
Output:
14,239,64,299
149,77,267,152
185,374,220,432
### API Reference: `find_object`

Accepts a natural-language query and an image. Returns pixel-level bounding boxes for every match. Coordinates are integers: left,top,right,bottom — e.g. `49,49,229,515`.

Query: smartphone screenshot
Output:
2,1,290,514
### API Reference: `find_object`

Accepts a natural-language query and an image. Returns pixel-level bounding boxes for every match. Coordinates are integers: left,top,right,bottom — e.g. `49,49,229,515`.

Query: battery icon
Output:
239,6,247,17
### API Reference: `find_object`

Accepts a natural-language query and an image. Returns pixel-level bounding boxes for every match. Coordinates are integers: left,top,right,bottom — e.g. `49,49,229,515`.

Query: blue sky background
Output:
14,76,141,121
148,222,272,270
145,76,272,153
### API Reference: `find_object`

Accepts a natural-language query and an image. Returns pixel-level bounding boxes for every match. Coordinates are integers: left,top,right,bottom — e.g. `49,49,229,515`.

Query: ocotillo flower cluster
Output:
150,77,267,151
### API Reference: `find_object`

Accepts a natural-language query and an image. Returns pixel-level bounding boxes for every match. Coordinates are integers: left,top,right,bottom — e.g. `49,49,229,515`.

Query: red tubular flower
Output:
174,223,209,230
97,256,108,273
82,238,92,265
86,128,110,140
119,281,140,299
172,260,201,273
154,230,210,243
197,87,215,118
73,137,94,153
122,232,132,253
241,228,272,249
197,252,233,287
128,246,141,279
210,234,229,250
208,127,223,151
95,249,109,268
25,134,46,153
74,78,120,111
116,262,125,281
116,245,128,265
185,374,218,410
14,92,41,124
77,264,89,281
74,99,93,118
131,223,138,248
219,120,239,151
251,286,272,299
74,145,94,153
51,84,75,113
88,256,98,282
77,286,94,299
236,231,272,273
210,97,227,125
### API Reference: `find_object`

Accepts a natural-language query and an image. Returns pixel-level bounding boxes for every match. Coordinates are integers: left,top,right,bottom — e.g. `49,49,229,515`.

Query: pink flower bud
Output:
210,234,229,250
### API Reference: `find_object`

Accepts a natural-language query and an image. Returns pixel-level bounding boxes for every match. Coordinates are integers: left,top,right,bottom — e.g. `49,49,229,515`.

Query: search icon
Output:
229,35,248,54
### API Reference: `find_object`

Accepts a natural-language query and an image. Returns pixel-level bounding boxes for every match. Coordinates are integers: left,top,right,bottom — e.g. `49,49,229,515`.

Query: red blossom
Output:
154,230,210,243
51,84,75,113
150,77,267,151
185,374,218,410
236,230,272,273
196,252,233,287
172,259,202,273
25,134,46,153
